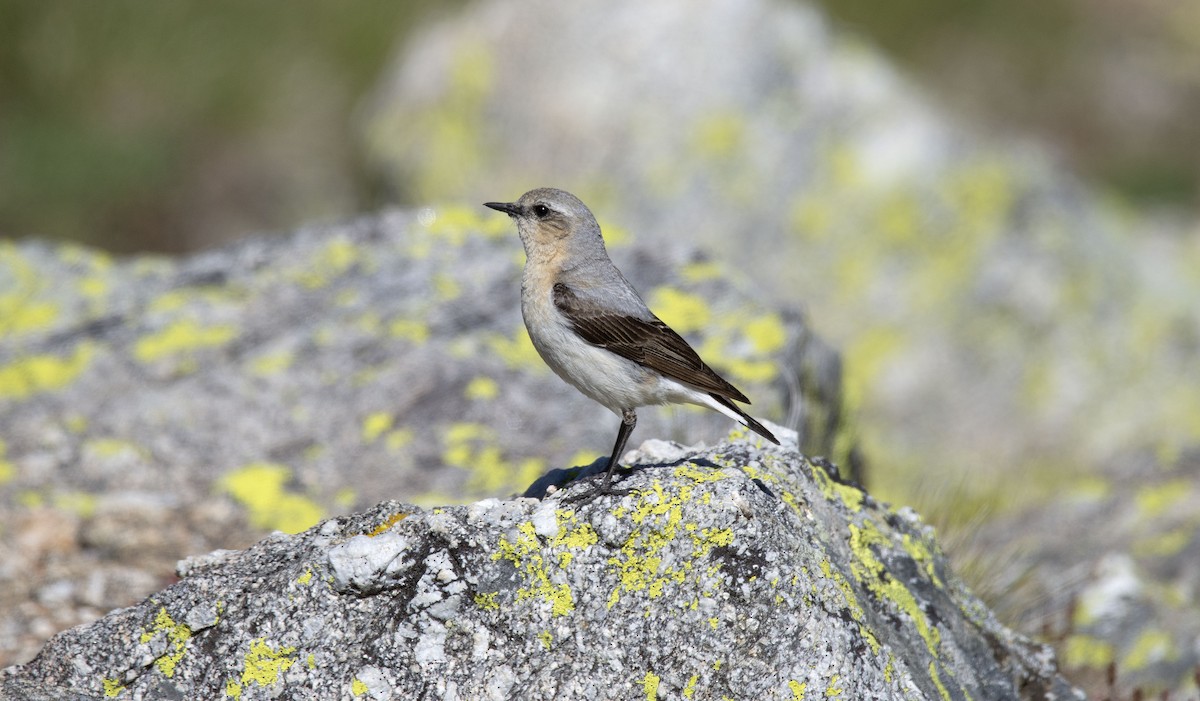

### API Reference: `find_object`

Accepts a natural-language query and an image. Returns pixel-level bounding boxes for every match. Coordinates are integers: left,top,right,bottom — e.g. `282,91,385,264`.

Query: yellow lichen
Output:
743,314,788,355
691,527,733,557
294,238,359,289
0,440,14,484
1134,479,1191,515
1062,634,1115,669
648,287,710,334
249,349,294,377
848,522,941,661
819,559,865,623
361,412,393,442
80,275,109,301
63,413,88,433
464,376,500,401
102,677,126,697
139,607,191,678
147,286,237,315
1134,527,1193,558
366,512,409,537
332,488,356,509
0,298,57,337
900,533,944,588
369,46,492,200
605,480,734,611
692,113,744,161
17,491,43,508
134,319,236,363
811,464,864,512
433,273,461,300
486,330,542,370
240,638,296,688
441,422,544,494
0,343,95,399
493,521,575,617
1122,628,1177,671
642,670,662,701
389,318,430,344
681,260,723,283
424,204,512,242
597,219,631,247
218,463,323,534
384,428,414,453
790,195,834,241
825,674,843,698
788,680,806,699
52,491,98,517
673,464,729,484
351,677,369,696
928,661,952,701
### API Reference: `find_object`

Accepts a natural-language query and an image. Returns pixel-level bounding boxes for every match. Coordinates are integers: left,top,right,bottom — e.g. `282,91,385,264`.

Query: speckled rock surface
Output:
0,210,844,666
1,434,1080,701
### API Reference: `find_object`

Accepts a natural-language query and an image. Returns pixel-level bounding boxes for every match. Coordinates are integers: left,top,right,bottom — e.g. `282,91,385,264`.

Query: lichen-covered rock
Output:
1,434,1080,701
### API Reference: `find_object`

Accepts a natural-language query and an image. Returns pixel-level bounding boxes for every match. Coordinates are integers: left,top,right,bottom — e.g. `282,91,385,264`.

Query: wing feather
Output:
553,282,751,403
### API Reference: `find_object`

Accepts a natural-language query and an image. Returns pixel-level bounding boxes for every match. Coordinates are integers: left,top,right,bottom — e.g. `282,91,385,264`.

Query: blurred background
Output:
2,0,1199,253
0,2,456,252
3,0,1200,696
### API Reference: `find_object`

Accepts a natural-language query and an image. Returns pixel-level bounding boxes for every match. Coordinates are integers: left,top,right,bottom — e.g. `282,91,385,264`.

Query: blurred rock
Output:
970,445,1200,695
1,436,1081,700
11,509,80,562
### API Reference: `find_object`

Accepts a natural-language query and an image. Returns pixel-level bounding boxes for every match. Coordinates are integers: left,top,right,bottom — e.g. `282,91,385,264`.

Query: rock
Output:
0,435,1081,700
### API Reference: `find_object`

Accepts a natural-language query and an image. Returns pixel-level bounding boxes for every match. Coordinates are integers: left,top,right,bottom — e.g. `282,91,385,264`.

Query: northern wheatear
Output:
485,188,779,496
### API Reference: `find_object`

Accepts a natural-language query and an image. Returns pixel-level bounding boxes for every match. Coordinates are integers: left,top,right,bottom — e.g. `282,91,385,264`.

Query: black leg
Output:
564,408,637,504
599,408,637,491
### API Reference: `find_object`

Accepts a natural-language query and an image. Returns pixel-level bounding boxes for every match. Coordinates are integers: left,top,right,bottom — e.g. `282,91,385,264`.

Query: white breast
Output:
519,273,660,414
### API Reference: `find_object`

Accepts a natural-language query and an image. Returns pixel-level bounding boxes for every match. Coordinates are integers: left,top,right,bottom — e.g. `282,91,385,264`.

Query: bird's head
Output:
485,188,606,261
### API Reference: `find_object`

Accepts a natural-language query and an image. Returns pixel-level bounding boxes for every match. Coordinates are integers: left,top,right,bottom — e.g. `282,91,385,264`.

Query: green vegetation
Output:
0,1,455,252
814,0,1200,207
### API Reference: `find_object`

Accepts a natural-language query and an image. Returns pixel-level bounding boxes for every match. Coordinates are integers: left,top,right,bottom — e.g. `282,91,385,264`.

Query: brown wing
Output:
553,282,750,403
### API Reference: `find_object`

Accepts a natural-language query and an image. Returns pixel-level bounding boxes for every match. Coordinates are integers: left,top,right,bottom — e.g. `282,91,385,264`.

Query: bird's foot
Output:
562,482,633,507
560,470,633,506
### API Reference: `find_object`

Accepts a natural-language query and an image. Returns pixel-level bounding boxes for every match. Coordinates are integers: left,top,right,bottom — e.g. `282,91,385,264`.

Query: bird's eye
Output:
532,204,550,218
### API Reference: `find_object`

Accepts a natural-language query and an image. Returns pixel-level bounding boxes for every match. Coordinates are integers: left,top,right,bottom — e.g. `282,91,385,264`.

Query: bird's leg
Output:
565,408,637,504
599,408,637,491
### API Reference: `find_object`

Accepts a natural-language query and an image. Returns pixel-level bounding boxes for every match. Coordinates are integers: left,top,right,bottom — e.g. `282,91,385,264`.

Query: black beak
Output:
484,201,522,217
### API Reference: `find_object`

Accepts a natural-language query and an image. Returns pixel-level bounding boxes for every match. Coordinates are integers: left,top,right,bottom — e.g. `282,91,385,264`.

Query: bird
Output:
484,188,779,497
